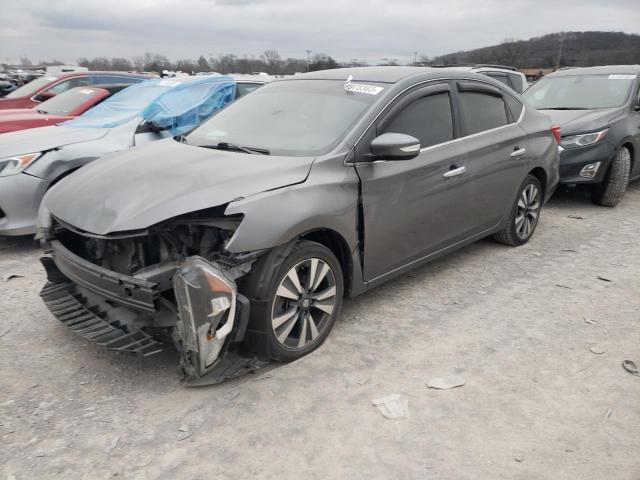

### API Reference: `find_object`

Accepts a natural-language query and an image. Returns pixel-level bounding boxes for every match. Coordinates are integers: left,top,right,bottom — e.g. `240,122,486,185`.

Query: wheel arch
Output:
300,228,354,298
528,166,548,199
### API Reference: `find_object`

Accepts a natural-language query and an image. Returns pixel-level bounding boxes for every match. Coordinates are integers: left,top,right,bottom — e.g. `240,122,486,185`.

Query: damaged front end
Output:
39,207,267,385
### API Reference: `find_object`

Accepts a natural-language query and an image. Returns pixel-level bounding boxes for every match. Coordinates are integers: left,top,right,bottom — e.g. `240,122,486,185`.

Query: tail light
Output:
551,125,562,144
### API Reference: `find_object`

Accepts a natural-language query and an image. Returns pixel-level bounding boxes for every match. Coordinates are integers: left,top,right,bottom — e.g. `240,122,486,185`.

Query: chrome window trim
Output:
348,76,525,164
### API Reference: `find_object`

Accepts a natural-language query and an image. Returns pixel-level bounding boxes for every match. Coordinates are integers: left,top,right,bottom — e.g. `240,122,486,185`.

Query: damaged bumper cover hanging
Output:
40,239,267,385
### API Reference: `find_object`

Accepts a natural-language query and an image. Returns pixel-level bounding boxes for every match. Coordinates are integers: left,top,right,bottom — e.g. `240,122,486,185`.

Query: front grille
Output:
41,282,163,356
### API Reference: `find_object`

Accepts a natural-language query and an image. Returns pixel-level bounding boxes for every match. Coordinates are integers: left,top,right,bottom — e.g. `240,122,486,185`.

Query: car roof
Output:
283,66,500,84
548,65,640,77
44,71,150,79
431,64,519,72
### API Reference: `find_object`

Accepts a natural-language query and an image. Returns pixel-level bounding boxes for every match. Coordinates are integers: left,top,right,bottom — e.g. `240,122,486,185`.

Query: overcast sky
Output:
1,0,638,64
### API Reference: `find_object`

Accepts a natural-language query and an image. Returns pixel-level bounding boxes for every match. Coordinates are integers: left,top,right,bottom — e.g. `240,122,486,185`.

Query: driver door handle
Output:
443,166,467,178
510,147,526,158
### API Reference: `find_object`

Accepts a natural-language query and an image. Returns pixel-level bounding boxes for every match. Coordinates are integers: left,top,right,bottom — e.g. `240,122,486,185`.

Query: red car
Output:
0,85,129,134
0,71,149,109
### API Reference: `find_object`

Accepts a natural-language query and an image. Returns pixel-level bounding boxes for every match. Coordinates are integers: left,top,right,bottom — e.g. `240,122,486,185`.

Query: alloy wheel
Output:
515,183,540,240
271,258,337,350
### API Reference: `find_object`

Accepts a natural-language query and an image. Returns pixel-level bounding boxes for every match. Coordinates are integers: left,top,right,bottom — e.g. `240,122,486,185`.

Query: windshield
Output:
63,80,179,128
6,76,57,98
37,87,102,115
187,79,385,156
523,74,636,109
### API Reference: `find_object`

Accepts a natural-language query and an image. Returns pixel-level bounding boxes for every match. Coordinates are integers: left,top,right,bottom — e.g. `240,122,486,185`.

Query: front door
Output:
355,83,475,281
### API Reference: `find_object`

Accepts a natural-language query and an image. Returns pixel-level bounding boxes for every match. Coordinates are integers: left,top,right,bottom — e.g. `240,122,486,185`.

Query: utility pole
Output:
413,51,418,65
306,50,312,72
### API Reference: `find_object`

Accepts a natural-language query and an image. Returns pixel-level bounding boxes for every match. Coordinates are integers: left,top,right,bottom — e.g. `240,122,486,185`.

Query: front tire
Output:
244,240,344,362
591,146,631,207
493,174,542,246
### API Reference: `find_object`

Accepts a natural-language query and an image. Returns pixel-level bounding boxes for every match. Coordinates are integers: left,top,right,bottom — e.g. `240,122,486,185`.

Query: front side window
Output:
383,93,454,148
37,88,103,115
459,91,508,135
523,74,636,109
187,79,384,156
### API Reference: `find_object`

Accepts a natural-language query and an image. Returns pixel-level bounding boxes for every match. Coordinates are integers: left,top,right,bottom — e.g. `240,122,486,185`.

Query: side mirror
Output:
634,99,640,112
370,133,421,160
33,91,56,102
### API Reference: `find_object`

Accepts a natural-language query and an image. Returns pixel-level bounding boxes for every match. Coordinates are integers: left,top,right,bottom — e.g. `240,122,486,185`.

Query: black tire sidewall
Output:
254,241,344,362
506,175,542,246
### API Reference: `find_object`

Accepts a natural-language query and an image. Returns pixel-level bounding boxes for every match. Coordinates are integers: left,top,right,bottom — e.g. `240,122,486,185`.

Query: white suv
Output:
433,64,528,93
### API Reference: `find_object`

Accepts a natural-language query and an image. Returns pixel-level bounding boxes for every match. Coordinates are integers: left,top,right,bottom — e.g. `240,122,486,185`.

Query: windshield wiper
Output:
200,142,270,155
543,107,592,110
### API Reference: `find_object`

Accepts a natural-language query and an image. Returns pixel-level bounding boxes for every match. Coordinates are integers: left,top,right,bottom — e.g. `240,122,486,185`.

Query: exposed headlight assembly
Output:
0,152,42,177
561,128,609,148
174,257,237,378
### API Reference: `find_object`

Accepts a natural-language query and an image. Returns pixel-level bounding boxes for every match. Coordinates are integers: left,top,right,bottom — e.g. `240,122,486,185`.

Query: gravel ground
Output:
1,183,639,480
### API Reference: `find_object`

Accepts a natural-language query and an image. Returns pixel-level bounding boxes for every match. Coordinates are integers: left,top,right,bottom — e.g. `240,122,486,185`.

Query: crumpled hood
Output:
46,138,314,235
541,107,623,135
0,125,108,158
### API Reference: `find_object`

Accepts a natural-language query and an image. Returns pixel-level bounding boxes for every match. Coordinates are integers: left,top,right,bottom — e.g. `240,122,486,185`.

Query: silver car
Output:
0,75,267,235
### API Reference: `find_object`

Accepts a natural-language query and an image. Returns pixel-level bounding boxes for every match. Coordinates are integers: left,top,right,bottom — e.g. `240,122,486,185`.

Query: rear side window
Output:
235,82,262,98
504,94,524,121
485,73,511,89
508,73,525,93
383,93,454,148
458,91,508,135
91,75,143,85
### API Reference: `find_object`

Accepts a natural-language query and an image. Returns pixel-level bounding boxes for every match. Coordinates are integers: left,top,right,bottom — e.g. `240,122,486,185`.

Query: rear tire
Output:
493,174,542,246
591,146,631,207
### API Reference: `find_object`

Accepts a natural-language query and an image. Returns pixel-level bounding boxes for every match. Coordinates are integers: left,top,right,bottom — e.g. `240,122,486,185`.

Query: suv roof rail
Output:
428,64,518,72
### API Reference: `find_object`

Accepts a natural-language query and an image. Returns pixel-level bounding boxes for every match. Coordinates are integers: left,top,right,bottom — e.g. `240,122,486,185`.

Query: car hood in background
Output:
0,125,109,158
0,109,71,133
541,107,624,135
46,138,314,235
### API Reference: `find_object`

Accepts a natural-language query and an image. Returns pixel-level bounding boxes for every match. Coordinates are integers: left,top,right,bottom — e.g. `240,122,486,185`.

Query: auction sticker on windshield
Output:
608,75,636,80
344,76,384,95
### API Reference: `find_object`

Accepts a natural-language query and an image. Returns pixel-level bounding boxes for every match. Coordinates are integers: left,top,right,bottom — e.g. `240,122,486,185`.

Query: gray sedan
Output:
38,67,559,384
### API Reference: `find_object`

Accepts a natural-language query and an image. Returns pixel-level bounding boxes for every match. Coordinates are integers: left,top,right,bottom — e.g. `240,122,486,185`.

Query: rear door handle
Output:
510,148,526,158
443,166,467,178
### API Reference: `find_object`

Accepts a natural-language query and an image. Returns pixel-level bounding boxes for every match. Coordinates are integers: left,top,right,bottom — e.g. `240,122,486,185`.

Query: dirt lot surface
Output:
1,183,639,480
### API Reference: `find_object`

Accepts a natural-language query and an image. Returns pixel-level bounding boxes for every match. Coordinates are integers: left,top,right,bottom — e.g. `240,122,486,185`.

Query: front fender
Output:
224,161,360,254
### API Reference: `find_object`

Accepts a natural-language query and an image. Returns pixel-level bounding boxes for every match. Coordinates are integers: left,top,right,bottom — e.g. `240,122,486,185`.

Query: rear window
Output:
459,91,509,135
37,88,102,116
6,76,58,98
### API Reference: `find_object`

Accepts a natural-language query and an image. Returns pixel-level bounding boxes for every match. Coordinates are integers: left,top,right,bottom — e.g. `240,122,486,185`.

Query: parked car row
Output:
1,64,638,386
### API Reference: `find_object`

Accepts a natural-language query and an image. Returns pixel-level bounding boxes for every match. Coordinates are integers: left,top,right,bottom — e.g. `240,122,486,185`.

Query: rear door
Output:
453,81,530,232
356,82,477,281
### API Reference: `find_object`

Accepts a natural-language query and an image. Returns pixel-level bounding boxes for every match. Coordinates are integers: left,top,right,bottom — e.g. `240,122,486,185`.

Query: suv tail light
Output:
551,125,562,144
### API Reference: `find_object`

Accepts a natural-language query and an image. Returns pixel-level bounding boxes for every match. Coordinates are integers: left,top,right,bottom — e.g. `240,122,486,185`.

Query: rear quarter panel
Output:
520,106,560,201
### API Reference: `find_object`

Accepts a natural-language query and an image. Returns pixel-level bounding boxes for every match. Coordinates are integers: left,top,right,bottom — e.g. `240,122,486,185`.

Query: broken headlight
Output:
174,256,237,376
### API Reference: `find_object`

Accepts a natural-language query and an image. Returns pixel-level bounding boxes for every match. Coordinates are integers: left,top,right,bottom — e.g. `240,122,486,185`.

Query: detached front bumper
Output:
40,239,264,385
559,141,615,185
0,172,48,236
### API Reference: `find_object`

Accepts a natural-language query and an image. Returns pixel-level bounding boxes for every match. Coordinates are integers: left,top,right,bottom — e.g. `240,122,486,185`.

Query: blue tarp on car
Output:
63,76,236,136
